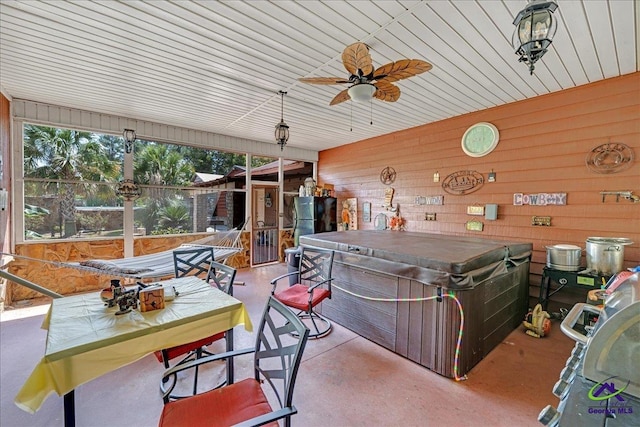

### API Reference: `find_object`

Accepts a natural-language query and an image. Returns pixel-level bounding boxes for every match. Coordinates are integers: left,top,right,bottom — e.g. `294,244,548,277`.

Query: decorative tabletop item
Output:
461,122,499,157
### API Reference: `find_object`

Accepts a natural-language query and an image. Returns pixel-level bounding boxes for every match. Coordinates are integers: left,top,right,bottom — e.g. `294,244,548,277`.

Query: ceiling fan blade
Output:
373,80,401,102
298,77,351,85
329,89,351,106
373,59,432,83
342,42,374,77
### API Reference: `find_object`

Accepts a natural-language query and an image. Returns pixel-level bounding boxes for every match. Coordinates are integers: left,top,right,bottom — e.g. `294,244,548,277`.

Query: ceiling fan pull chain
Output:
370,100,373,125
350,102,353,132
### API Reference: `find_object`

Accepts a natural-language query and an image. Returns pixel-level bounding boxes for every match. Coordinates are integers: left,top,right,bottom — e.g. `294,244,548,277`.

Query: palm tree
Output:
23,125,120,237
134,143,195,232
157,199,191,231
134,144,194,186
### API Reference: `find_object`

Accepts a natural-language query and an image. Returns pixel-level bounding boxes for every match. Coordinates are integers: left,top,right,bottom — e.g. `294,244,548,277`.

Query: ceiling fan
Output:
298,42,432,106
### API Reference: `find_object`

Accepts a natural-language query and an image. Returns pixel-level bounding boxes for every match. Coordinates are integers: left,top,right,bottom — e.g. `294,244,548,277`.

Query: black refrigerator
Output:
294,196,337,246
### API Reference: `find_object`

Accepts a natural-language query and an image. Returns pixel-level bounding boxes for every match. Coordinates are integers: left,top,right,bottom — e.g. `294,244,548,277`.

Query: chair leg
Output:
193,348,202,395
161,343,230,400
162,350,170,384
290,309,332,339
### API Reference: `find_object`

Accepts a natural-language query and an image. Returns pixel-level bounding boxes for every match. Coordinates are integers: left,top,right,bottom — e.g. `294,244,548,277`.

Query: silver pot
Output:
585,237,633,275
546,244,582,271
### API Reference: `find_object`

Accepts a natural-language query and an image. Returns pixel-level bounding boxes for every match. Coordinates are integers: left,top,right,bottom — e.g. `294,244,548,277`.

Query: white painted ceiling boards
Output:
0,1,638,152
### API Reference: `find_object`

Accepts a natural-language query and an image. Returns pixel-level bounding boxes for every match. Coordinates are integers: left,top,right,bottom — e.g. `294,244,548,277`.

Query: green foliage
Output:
23,125,120,181
134,144,194,186
75,212,108,233
175,146,247,175
157,199,191,230
24,213,45,235
22,124,252,239
23,124,122,232
150,227,189,235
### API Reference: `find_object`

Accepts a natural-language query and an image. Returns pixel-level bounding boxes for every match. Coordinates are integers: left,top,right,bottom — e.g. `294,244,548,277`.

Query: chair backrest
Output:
207,260,236,296
173,246,214,279
254,296,310,411
298,246,335,287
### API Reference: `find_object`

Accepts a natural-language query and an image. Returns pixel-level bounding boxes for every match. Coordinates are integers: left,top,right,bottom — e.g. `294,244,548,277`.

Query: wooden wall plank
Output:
319,73,640,310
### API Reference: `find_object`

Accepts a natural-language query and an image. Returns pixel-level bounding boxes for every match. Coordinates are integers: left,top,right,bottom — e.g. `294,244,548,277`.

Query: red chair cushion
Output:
159,378,278,427
154,332,225,363
274,284,330,312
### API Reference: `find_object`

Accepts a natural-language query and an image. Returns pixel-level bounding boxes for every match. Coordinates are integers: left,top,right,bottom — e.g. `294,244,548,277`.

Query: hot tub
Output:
299,230,532,378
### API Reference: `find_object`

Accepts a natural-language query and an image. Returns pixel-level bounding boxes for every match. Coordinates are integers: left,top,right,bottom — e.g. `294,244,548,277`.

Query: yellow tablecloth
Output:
15,276,253,413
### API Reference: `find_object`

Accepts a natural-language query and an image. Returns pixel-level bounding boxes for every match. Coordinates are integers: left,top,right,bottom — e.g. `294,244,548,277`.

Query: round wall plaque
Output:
461,122,499,157
585,143,634,174
380,166,396,185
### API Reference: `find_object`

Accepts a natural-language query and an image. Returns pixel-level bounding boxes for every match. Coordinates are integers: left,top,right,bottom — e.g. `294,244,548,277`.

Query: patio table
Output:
14,276,253,426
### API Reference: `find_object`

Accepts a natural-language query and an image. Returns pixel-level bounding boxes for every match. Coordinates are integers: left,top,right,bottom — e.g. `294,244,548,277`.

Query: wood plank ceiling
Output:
0,0,638,152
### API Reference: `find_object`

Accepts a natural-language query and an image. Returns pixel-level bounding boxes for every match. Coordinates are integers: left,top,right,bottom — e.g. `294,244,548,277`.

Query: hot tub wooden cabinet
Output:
299,231,532,378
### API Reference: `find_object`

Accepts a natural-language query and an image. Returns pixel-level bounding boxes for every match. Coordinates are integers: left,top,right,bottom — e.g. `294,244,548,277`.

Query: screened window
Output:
22,124,247,240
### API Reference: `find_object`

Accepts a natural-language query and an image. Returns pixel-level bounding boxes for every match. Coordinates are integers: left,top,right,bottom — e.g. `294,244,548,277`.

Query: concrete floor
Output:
1,263,575,427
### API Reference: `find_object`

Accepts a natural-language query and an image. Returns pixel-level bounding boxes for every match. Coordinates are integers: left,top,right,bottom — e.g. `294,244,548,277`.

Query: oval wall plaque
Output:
442,170,484,195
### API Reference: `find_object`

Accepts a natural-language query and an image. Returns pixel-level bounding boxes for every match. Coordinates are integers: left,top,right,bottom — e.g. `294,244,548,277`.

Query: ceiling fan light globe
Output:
348,84,376,102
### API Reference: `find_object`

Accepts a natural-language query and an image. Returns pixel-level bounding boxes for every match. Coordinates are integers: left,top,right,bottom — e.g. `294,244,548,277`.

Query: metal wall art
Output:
442,170,484,195
586,143,634,174
380,166,396,185
600,191,640,203
513,193,566,205
115,179,141,201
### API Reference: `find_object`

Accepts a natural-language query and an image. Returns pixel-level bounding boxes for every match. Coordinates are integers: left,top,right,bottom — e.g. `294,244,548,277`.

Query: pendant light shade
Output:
512,0,558,75
275,91,289,150
348,83,377,103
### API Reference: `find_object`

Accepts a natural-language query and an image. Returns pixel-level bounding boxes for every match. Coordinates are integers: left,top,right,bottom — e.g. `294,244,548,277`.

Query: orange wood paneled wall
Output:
319,73,640,307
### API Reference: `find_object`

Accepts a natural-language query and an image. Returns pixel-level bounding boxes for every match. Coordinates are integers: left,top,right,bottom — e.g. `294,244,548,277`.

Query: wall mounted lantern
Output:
123,129,136,154
512,0,558,75
274,91,289,150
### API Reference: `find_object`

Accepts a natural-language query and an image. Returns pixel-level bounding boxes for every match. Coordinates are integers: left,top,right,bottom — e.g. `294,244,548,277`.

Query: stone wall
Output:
8,231,251,303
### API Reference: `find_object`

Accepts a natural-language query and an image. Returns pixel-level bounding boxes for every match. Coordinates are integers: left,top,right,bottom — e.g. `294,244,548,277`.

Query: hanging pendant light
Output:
274,90,289,150
512,0,558,75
